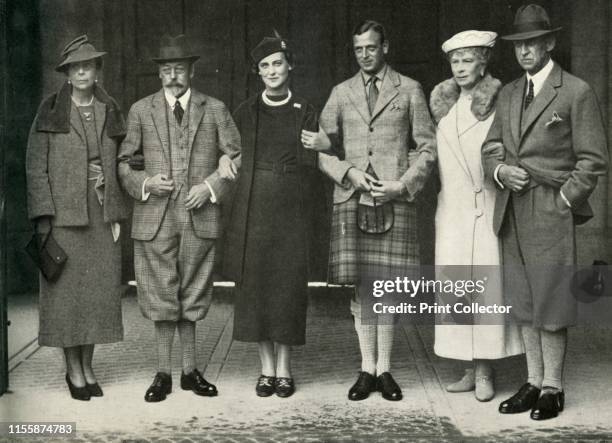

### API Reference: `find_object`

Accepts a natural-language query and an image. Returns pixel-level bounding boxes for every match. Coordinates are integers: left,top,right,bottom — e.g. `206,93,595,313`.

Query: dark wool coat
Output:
223,94,321,284
26,82,129,225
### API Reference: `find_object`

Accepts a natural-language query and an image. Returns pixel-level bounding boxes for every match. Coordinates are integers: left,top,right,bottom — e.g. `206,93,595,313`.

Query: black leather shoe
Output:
66,374,91,401
499,383,541,414
255,375,276,397
275,377,295,398
145,372,172,402
530,388,565,420
348,371,376,401
86,382,104,397
181,369,218,397
377,372,403,401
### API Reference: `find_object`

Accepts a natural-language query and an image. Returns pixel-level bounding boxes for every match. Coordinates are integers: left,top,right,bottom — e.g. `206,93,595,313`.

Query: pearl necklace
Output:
71,95,94,107
261,89,292,107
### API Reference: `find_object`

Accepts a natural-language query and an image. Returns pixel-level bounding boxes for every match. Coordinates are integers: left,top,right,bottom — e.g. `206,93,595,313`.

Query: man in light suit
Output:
318,20,436,401
118,34,240,402
482,5,608,420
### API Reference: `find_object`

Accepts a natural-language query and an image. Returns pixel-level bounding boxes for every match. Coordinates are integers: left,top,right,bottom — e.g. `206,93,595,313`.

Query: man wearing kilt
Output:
318,20,437,401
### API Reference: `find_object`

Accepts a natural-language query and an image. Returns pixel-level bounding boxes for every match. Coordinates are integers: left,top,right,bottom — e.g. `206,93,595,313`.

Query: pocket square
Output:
545,111,563,127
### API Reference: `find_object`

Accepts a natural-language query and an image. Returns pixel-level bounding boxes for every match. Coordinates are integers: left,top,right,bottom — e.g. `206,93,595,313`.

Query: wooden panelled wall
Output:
9,0,608,293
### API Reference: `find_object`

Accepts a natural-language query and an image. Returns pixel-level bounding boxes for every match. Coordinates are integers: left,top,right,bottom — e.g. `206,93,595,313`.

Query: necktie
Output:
368,77,379,115
524,79,534,110
174,100,184,125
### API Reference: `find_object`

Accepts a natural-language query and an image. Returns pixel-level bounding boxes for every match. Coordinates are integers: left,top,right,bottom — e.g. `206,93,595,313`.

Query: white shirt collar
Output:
526,58,554,97
362,65,387,86
164,88,191,110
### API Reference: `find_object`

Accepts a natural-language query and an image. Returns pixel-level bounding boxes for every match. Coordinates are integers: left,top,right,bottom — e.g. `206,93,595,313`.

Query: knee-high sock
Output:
155,321,176,374
541,328,567,390
353,314,377,375
178,320,197,374
521,325,544,388
376,322,394,375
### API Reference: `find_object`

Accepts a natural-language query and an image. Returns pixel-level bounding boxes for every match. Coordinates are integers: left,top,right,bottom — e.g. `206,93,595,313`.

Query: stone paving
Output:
2,291,612,442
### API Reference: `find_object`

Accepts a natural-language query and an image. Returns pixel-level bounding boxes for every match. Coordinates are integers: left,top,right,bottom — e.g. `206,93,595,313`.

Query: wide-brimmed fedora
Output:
502,4,562,41
152,34,200,63
55,35,107,72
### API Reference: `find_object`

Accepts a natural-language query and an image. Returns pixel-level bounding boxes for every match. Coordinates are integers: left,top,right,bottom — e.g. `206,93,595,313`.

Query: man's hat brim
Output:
152,55,200,63
55,49,107,72
501,27,562,41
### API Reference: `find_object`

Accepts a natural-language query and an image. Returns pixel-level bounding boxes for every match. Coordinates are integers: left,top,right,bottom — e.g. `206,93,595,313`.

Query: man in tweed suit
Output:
318,20,436,401
482,5,607,420
118,35,240,402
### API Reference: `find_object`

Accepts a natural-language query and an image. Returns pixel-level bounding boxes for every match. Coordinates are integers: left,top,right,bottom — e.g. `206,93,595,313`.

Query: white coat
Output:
430,75,523,360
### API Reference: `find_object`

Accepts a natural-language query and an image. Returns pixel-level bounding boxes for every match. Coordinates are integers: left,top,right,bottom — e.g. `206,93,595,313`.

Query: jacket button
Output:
475,209,483,217
369,151,373,156
473,185,482,193
369,127,374,132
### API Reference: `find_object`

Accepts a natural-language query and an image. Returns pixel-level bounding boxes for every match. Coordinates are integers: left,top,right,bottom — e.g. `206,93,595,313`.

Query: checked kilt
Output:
328,193,419,285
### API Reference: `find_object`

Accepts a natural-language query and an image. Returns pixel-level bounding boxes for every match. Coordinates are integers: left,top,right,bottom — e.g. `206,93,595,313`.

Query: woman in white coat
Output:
430,30,523,402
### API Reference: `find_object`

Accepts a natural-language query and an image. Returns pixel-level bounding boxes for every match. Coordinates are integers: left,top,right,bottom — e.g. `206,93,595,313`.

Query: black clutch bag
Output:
25,228,67,282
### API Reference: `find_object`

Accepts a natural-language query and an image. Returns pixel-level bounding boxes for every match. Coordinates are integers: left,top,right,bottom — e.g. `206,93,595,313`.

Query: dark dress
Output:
228,95,317,345
38,101,123,347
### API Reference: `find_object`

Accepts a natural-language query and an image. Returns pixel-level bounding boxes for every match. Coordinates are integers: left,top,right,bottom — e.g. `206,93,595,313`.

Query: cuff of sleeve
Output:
493,164,505,189
142,178,151,201
205,180,217,203
560,190,572,208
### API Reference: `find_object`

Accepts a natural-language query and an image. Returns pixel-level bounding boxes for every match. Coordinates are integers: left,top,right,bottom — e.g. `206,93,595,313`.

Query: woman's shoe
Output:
255,375,276,397
446,368,475,393
86,382,104,397
475,375,495,402
65,374,91,401
275,377,295,398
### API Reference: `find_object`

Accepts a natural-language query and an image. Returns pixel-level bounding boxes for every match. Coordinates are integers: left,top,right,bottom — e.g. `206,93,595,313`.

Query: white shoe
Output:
445,368,475,393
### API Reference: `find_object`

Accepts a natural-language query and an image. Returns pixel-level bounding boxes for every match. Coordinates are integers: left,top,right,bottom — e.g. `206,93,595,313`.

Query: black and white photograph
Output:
1,0,612,441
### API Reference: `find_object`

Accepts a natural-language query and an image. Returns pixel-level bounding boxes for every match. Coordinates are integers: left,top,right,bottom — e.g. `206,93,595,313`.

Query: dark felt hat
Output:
502,4,562,41
250,30,290,64
56,35,107,72
152,34,200,63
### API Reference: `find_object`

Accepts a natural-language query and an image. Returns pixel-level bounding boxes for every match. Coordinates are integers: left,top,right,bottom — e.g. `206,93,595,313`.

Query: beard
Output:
164,82,186,97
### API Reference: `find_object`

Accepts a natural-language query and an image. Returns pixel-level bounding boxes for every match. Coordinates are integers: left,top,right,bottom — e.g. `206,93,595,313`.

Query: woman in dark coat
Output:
223,34,330,398
26,35,129,400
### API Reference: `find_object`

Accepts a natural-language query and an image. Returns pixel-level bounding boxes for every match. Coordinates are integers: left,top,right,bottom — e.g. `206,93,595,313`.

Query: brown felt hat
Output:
501,4,562,41
152,34,200,63
56,35,106,72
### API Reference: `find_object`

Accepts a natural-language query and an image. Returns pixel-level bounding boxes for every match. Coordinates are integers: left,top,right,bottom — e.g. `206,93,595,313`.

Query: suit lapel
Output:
371,68,399,121
438,104,473,182
150,90,171,164
520,65,561,142
346,72,370,125
509,78,523,149
69,103,86,144
186,90,207,165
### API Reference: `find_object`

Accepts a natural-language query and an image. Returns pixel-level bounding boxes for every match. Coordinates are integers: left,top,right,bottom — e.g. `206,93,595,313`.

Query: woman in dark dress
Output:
26,35,128,400
224,34,330,398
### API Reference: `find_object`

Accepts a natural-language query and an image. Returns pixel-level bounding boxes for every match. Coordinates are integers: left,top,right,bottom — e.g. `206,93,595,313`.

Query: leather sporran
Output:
357,196,394,234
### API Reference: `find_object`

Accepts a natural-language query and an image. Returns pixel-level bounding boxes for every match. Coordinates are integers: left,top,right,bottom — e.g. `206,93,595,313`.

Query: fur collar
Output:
36,82,126,139
430,74,501,124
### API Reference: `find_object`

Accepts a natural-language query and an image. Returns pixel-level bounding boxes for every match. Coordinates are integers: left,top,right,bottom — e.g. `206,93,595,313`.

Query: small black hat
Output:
250,30,290,64
152,34,200,63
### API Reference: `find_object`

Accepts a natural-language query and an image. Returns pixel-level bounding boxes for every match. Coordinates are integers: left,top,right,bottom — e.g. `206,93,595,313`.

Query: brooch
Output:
545,111,563,127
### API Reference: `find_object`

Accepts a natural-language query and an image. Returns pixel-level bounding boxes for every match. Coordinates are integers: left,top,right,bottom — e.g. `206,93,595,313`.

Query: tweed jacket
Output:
26,83,129,226
482,63,608,233
318,66,437,204
118,89,241,241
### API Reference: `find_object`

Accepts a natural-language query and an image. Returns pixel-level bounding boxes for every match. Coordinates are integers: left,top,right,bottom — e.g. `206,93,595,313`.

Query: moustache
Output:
166,82,184,87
